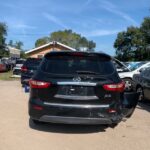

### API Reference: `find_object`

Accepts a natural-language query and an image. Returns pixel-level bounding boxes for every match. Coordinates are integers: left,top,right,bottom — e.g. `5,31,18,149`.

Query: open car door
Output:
122,92,139,118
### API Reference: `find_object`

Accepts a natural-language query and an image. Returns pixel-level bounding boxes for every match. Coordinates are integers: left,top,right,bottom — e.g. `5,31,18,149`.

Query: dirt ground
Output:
0,80,150,150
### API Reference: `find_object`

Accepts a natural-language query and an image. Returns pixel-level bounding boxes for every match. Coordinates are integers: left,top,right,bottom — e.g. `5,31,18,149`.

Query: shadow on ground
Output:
29,118,113,134
137,100,150,113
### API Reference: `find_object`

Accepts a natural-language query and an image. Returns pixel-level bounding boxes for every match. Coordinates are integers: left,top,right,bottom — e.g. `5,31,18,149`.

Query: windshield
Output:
129,62,146,71
41,56,115,75
16,60,25,64
25,59,42,67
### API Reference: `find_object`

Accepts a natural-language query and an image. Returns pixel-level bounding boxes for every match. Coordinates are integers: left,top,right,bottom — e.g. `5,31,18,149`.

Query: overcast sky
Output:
0,0,150,55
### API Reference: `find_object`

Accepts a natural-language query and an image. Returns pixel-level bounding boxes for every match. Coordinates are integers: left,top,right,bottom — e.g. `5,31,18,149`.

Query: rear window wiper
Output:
76,70,99,75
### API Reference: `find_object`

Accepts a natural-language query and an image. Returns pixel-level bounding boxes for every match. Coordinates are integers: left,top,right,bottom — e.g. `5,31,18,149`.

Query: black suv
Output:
21,58,42,86
133,67,150,101
29,51,138,125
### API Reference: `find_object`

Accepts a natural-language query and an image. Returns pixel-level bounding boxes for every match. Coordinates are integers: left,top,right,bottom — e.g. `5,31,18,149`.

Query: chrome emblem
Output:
73,76,81,82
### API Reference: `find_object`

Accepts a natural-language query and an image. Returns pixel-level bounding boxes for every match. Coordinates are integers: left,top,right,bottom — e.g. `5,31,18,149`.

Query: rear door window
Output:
25,59,42,67
41,56,115,75
144,68,150,79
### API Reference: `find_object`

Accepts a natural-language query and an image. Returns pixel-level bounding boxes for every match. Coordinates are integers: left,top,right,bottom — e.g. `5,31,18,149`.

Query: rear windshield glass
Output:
25,59,42,67
16,60,25,64
41,56,115,75
129,62,146,71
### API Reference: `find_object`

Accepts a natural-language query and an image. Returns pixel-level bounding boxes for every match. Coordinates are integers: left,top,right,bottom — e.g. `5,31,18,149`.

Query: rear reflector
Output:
108,109,116,113
29,80,51,89
33,105,43,110
103,81,125,92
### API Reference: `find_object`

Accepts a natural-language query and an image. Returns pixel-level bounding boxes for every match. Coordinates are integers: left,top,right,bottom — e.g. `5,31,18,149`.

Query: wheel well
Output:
122,77,132,81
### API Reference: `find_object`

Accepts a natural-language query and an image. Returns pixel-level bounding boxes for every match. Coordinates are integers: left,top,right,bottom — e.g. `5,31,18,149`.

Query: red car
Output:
0,61,7,72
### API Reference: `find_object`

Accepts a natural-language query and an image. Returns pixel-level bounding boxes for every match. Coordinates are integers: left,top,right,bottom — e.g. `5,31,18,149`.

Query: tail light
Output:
29,79,51,89
108,109,116,113
103,81,125,92
21,66,28,72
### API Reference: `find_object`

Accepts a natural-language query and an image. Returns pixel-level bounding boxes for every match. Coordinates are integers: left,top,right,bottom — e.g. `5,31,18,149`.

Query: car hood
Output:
118,71,135,79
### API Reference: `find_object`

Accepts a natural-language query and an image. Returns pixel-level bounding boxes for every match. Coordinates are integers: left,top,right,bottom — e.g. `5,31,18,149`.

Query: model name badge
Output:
104,94,112,98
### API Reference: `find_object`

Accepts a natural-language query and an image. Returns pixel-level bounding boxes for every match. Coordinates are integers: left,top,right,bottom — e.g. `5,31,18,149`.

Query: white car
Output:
119,62,150,91
15,59,25,68
12,59,25,78
12,66,22,78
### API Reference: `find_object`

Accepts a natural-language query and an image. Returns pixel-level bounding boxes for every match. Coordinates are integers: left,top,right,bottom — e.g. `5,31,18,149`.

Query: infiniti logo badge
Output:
73,76,81,82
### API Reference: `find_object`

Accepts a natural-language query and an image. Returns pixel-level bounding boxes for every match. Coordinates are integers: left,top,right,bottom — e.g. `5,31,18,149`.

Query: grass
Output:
0,71,19,81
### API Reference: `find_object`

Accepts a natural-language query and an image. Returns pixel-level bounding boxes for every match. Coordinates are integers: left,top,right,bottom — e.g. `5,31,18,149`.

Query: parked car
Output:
1,57,12,71
21,58,42,86
133,67,150,101
113,59,130,73
12,59,26,77
0,60,7,72
28,51,138,125
12,66,22,78
15,59,25,68
125,62,141,69
119,61,150,91
123,62,130,68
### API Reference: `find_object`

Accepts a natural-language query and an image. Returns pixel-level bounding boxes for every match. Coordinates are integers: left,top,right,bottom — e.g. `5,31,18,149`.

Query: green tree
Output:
114,16,150,61
8,40,14,47
141,17,150,44
114,26,146,61
140,17,150,59
0,22,8,57
8,40,26,58
14,41,24,50
13,41,27,58
35,30,96,51
35,37,50,47
114,27,134,61
20,50,27,59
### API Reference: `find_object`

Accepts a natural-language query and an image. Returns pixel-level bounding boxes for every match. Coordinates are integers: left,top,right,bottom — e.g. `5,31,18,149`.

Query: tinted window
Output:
16,60,25,64
25,59,42,67
142,68,150,78
41,56,115,75
129,62,146,71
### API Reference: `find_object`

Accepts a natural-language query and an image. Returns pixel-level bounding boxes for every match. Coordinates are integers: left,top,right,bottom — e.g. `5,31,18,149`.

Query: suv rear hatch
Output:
31,52,123,107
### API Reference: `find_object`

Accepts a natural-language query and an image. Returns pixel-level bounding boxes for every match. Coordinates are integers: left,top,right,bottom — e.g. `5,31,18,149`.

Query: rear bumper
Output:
39,115,113,125
29,100,122,125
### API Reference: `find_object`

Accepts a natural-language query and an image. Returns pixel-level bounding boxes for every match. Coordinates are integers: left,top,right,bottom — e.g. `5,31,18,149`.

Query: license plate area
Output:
57,85,95,96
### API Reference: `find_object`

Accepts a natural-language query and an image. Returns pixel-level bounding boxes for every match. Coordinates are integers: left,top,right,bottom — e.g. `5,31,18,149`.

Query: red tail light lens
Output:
21,66,28,72
108,109,116,113
29,80,51,89
103,81,125,92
